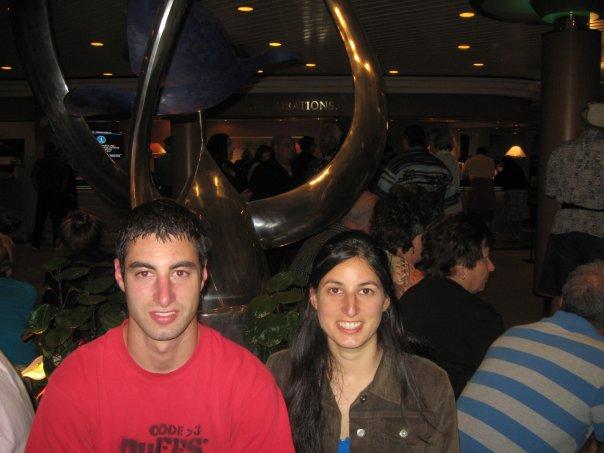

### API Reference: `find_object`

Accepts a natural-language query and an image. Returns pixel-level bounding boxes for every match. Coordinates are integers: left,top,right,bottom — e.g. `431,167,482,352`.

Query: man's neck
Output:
123,321,199,373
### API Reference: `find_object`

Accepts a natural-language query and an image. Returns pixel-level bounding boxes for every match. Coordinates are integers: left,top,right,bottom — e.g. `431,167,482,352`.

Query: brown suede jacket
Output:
267,349,459,452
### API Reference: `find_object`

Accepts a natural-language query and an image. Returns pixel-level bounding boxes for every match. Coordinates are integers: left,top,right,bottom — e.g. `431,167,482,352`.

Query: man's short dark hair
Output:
562,260,604,329
403,124,426,149
116,199,208,268
476,147,488,155
421,212,494,278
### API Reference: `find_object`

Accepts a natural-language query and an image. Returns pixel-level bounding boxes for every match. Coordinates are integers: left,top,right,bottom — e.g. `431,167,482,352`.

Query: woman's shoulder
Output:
407,354,451,390
266,348,292,390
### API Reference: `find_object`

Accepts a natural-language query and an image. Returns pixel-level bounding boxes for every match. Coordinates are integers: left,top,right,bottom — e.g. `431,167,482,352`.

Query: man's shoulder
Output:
199,325,274,377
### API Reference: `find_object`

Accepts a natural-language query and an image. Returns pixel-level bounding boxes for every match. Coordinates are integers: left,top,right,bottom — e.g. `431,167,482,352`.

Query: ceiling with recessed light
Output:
0,0,602,83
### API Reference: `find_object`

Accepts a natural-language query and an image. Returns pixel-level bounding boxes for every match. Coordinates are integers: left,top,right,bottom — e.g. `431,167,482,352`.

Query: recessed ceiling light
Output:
458,44,471,50
269,42,282,47
237,6,254,12
473,62,485,67
102,72,113,76
388,69,399,75
257,69,263,74
90,41,104,47
459,12,475,18
1,65,12,71
305,63,316,68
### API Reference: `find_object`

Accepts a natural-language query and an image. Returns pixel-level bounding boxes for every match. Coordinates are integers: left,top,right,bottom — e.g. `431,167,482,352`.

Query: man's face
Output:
278,138,295,161
458,245,495,293
114,235,207,346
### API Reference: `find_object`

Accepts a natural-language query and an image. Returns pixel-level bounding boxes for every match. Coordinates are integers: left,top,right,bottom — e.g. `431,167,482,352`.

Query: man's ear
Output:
114,259,125,292
309,288,318,309
200,262,208,292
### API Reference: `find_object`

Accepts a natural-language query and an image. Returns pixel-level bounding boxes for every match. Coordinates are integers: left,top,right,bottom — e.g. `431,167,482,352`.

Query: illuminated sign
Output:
281,99,338,112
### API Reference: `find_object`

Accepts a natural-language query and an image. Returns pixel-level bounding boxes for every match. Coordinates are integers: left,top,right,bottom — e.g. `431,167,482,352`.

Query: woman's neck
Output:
330,341,382,387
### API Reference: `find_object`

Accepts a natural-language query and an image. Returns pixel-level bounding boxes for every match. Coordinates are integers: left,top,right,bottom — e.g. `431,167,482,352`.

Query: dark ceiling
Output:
1,0,602,83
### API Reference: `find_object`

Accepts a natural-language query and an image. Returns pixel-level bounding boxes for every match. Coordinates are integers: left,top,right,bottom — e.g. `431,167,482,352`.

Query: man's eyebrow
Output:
169,261,198,269
128,261,155,270
127,261,198,270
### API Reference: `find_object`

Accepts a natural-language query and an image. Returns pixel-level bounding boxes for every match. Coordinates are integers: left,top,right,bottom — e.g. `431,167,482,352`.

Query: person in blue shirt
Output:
0,234,38,366
458,260,604,452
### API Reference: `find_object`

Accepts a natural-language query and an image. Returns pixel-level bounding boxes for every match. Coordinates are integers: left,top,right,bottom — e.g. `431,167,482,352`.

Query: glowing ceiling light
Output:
305,63,316,68
269,42,282,47
90,41,104,47
257,69,263,74
102,72,114,76
1,65,12,71
457,44,471,50
237,6,254,12
459,12,475,18
388,69,399,75
473,62,485,67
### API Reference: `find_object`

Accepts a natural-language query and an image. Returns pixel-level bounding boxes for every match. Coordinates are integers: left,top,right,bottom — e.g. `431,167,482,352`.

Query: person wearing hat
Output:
538,101,604,301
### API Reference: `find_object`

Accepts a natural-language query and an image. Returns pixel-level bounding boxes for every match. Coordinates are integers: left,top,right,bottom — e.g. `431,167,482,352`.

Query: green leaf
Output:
98,304,126,330
26,304,58,334
293,273,308,287
54,306,93,328
41,257,70,273
266,272,296,293
271,290,303,305
248,294,278,319
44,326,72,348
81,276,115,294
57,267,90,281
257,314,289,348
78,294,107,306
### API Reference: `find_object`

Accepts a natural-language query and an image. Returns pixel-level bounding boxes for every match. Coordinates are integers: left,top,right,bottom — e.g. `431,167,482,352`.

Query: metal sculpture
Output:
10,0,388,337
65,0,299,117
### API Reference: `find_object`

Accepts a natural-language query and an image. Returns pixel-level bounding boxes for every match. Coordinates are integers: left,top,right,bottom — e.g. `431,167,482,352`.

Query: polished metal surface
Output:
129,0,189,206
8,0,130,211
248,0,389,248
10,0,388,324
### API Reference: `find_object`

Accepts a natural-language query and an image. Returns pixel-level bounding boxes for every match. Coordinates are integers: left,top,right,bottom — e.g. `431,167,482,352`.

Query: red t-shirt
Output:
26,322,294,452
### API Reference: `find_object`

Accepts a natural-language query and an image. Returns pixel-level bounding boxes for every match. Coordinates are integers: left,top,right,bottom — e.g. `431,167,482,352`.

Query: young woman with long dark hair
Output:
267,231,459,452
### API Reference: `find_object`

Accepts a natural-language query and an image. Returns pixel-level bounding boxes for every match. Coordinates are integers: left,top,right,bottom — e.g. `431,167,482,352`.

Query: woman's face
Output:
310,257,390,356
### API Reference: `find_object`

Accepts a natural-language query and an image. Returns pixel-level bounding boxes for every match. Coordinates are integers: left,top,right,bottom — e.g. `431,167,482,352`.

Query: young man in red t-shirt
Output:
26,199,294,452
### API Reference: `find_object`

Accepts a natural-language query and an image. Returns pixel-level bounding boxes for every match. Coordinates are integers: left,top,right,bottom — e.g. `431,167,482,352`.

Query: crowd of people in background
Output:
0,109,601,451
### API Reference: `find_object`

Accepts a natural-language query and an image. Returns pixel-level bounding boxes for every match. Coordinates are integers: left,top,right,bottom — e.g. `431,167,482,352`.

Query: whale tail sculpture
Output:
11,0,388,342
63,0,300,118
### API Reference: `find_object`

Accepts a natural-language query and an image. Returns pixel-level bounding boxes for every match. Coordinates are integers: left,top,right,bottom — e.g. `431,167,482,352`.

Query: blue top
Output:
0,277,38,365
337,437,350,453
458,310,604,452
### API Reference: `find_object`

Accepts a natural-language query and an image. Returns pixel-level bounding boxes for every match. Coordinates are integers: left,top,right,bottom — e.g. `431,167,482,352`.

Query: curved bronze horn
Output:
8,0,130,210
247,0,389,248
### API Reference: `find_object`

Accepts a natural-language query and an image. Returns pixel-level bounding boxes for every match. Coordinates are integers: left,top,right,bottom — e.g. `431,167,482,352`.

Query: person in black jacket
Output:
30,142,69,249
399,212,504,398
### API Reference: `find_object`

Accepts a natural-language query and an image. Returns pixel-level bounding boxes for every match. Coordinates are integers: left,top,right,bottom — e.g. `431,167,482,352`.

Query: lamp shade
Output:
505,145,526,157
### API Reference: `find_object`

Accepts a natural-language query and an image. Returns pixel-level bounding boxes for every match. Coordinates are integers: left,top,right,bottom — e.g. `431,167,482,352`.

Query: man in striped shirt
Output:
376,124,459,214
458,261,604,452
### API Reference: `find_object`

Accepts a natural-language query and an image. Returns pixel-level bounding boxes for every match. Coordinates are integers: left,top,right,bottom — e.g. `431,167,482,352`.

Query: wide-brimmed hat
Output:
582,102,604,128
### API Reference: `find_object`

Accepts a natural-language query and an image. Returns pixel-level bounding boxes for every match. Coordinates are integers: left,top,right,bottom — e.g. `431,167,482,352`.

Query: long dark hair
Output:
285,230,432,452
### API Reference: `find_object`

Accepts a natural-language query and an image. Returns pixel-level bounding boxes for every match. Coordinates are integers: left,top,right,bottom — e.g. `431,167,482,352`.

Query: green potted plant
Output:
243,271,306,361
22,256,127,378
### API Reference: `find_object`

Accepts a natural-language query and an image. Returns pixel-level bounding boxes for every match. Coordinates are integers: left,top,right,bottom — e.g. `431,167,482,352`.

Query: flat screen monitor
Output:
91,130,124,159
